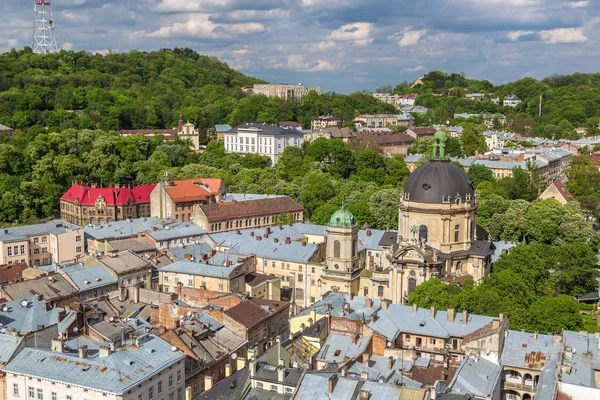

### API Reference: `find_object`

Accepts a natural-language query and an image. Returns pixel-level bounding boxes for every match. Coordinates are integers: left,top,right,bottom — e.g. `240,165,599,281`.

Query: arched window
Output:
454,225,460,242
334,240,341,258
419,225,428,243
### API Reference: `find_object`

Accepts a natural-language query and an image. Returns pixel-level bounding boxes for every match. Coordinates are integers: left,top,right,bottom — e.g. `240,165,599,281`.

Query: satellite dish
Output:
186,311,192,317
109,317,114,322
231,353,237,360
0,329,5,334
20,300,28,308
73,327,79,333
387,342,392,348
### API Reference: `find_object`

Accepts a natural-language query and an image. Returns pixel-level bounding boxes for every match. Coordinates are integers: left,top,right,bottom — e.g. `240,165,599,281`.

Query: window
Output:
177,370,181,382
333,240,340,258
270,385,277,392
378,286,384,297
138,394,142,400
177,388,183,400
419,225,428,243
13,383,19,396
42,248,47,254
188,279,192,286
164,276,169,282
42,237,47,243
256,382,264,388
169,374,173,387
33,237,39,244
158,381,162,394
405,334,411,342
8,247,12,256
13,246,18,255
52,393,57,400
29,387,34,399
297,274,303,283
76,246,82,253
76,235,81,242
67,397,72,400
363,287,368,296
169,394,174,400
312,267,315,273
454,225,460,242
34,248,40,255
429,338,436,345
37,388,43,400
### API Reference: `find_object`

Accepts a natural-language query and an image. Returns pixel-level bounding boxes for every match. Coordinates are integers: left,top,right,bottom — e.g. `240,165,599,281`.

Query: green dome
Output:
329,204,356,228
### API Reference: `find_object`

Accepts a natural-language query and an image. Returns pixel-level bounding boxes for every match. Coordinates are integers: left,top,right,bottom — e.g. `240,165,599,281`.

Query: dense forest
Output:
386,71,600,139
0,47,394,133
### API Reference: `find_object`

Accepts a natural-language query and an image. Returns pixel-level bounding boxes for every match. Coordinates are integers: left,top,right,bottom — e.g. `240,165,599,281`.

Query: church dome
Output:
403,160,475,204
329,205,356,228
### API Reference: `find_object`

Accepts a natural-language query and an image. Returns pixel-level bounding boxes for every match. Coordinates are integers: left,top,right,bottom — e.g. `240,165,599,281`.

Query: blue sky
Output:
1,0,599,92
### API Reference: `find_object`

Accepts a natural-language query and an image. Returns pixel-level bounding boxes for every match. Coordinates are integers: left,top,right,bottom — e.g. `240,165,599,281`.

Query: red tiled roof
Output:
164,179,224,202
60,183,156,206
224,298,289,329
200,197,303,222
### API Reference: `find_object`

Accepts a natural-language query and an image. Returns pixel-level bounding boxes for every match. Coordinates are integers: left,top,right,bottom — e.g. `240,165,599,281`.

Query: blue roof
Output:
168,243,214,261
0,334,23,364
449,355,502,397
10,220,82,237
295,373,360,400
160,260,243,279
214,124,232,132
0,296,76,335
295,293,380,321
223,193,286,202
491,241,518,264
60,263,117,291
3,335,185,394
563,330,600,371
146,224,206,241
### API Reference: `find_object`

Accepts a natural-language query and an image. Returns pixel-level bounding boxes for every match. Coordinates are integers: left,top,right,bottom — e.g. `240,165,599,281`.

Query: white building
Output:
503,95,522,108
484,131,515,150
224,123,305,165
4,334,186,400
252,83,321,101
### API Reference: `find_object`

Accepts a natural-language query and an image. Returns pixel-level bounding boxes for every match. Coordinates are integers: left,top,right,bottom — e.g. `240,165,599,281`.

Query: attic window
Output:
419,321,426,327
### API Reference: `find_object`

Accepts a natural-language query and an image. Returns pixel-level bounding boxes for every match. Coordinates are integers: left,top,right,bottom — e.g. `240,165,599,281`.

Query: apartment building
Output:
4,334,186,400
311,115,343,130
158,259,245,294
60,182,156,225
353,113,415,129
95,250,153,289
150,178,225,221
252,83,321,101
223,123,305,165
0,221,84,267
503,95,522,108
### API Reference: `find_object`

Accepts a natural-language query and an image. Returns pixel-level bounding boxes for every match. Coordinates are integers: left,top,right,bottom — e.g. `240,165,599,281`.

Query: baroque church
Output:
321,129,493,304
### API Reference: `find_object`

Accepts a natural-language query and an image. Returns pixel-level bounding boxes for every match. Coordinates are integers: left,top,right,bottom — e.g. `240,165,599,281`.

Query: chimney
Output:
236,356,246,370
328,374,338,393
250,232,254,237
499,312,504,322
277,365,286,382
388,356,393,370
36,294,43,302
352,334,359,344
447,308,455,323
366,229,372,237
285,237,291,244
201,253,207,261
462,309,468,324
37,324,44,331
362,353,370,365
302,241,306,246
359,390,370,400
210,250,216,257
51,339,64,353
225,363,232,377
341,367,347,377
204,375,213,391
266,227,271,234
350,293,354,301
177,282,183,299
78,345,89,359
256,235,261,241
99,345,112,357
533,332,538,341
274,238,279,243
382,300,389,309
249,356,257,377
365,298,373,308
184,254,192,261
360,371,369,380
430,305,436,318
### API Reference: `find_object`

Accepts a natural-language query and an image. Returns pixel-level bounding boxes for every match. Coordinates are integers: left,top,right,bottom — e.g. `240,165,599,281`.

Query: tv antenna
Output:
33,1,59,54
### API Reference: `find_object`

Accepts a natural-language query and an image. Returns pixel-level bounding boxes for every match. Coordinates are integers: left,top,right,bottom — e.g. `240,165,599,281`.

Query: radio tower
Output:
33,0,58,54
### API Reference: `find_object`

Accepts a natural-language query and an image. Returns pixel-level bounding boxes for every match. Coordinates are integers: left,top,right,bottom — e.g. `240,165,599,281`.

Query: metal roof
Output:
3,335,185,394
10,220,82,237
0,334,23,364
294,373,360,400
501,330,561,370
84,217,190,241
0,295,76,335
60,263,117,291
316,333,371,363
449,355,502,397
294,293,381,321
160,260,242,279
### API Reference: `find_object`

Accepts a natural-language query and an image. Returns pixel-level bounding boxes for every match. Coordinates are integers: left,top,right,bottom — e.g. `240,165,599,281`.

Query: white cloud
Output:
214,9,291,21
328,22,373,45
61,42,74,50
539,27,587,43
155,0,233,12
506,30,534,40
568,1,589,8
394,27,427,48
60,11,91,23
130,15,265,40
401,65,426,73
308,60,338,72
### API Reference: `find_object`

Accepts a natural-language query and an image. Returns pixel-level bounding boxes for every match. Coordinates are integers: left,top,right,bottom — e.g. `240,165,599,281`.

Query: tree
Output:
551,243,598,296
368,189,400,230
467,164,494,187
276,146,306,181
524,199,564,244
521,296,583,333
459,126,486,156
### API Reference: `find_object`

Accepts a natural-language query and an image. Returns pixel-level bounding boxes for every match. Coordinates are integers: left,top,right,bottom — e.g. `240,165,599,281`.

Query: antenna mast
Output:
33,0,59,54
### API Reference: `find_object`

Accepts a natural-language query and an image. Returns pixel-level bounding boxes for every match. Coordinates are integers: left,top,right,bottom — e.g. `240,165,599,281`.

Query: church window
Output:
454,225,460,242
418,225,428,243
334,240,340,258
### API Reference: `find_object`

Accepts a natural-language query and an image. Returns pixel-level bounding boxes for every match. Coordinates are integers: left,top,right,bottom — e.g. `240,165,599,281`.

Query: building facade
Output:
223,123,305,165
150,178,225,221
311,115,343,130
252,83,321,101
60,183,155,225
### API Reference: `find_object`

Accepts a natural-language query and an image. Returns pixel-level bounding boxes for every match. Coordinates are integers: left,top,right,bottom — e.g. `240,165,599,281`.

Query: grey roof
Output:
0,334,23,364
316,333,371,363
449,355,502,397
194,366,250,400
216,234,319,264
378,231,397,247
160,260,243,279
60,263,117,291
348,356,415,384
84,217,190,241
359,380,405,398
491,241,518,264
108,237,156,252
3,335,185,394
0,124,13,131
0,295,76,335
294,373,360,400
146,224,206,241
243,388,291,400
368,304,495,341
168,243,215,261
214,124,232,132
9,220,82,237
2,274,77,301
98,250,152,274
404,160,475,204
295,293,381,321
228,123,304,137
254,362,303,386
534,358,558,400
501,330,561,370
563,330,600,371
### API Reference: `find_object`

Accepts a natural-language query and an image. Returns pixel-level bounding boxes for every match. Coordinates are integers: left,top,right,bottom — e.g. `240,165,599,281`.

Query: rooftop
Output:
224,298,289,329
3,335,185,394
316,333,371,364
2,273,77,301
159,260,244,279
0,295,75,335
449,355,502,397
59,263,117,291
199,196,303,222
163,178,223,202
228,123,304,136
84,217,190,241
60,183,155,206
97,250,152,275
501,330,561,370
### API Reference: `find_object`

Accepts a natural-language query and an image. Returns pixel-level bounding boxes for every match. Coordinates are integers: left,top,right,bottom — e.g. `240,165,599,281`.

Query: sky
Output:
1,0,600,93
